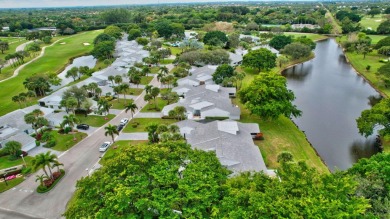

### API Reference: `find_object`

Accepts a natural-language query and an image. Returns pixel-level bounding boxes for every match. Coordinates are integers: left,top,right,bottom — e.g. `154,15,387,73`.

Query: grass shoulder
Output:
0,156,33,170
48,131,88,151
141,97,169,112
123,118,176,133
0,177,24,193
75,114,115,127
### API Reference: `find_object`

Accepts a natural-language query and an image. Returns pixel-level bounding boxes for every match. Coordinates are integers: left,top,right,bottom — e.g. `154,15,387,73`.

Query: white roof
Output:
217,121,239,135
180,126,194,135
174,87,190,95
190,101,214,110
202,108,230,118
196,75,212,82
205,84,220,92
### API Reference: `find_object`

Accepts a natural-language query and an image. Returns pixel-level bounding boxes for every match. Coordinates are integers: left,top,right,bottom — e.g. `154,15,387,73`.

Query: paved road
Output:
0,76,159,219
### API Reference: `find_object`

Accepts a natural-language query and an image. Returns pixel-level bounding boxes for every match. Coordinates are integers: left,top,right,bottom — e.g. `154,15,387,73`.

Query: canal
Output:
282,38,381,171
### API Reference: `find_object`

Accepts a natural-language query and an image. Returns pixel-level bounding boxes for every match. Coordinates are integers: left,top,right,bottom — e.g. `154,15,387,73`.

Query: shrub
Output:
366,65,371,71
64,127,72,134
0,149,9,157
41,132,53,142
36,133,42,141
44,140,56,148
37,169,65,193
21,166,32,175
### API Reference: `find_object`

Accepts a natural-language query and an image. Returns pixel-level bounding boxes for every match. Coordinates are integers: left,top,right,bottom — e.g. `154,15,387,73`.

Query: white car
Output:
99,141,112,152
120,118,129,125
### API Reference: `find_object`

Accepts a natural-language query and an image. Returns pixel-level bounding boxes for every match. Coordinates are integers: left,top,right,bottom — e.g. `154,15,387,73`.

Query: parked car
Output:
99,141,112,152
117,124,124,132
76,124,90,130
120,118,129,125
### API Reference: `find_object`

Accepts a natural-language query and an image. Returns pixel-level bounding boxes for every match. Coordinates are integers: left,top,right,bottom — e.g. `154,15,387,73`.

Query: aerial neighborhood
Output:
0,1,389,218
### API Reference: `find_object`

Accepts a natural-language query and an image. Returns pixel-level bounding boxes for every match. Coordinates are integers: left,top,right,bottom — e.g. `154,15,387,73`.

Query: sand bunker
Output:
60,42,66,45
83,43,91,46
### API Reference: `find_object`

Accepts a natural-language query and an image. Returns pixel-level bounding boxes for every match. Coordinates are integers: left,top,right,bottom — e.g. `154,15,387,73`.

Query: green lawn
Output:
110,99,137,109
141,97,169,112
0,30,103,117
75,114,115,127
344,51,389,97
338,35,387,45
284,32,328,42
0,38,29,60
99,140,148,165
120,88,143,96
123,118,176,133
163,45,181,55
233,98,328,174
140,76,154,85
150,66,160,74
49,131,87,151
0,155,33,170
359,15,383,31
160,59,174,64
0,177,24,193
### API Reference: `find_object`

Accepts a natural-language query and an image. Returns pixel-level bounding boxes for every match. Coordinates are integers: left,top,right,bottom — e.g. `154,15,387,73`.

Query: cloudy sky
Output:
0,0,273,8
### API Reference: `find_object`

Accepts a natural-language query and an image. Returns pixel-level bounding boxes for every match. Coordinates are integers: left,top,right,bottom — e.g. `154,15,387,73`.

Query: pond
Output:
282,38,381,171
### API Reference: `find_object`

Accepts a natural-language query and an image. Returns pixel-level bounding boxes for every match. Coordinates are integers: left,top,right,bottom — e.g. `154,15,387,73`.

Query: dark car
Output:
76,124,90,130
117,124,124,132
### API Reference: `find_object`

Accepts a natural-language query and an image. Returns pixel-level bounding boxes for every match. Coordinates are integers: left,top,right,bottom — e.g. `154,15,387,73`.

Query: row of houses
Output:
161,64,273,176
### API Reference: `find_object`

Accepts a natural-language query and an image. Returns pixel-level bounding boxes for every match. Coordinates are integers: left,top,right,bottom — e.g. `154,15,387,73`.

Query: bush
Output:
136,37,149,46
44,140,56,148
366,65,371,71
0,149,9,157
41,132,53,142
131,122,139,128
64,127,72,134
21,166,32,175
37,169,65,193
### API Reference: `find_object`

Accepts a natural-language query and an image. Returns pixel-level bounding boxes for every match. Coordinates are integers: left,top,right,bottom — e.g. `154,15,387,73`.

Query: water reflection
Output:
284,38,380,171
368,95,382,107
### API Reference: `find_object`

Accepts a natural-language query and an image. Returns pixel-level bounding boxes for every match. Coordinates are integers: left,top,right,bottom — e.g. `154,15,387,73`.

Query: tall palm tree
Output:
35,174,48,187
159,66,169,75
113,86,121,102
120,83,130,104
141,66,150,76
108,75,115,86
52,160,64,172
95,87,102,97
104,124,119,143
114,75,123,85
32,151,58,180
125,100,138,118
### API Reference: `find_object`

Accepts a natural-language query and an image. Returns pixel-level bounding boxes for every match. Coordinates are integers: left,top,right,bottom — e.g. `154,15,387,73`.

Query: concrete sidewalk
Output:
117,132,148,141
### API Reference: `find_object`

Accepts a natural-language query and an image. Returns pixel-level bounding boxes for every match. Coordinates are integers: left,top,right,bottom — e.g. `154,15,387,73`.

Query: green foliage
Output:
378,46,390,56
101,9,131,24
127,29,142,41
377,37,390,49
91,40,115,60
177,49,230,66
336,10,362,22
103,25,122,39
294,36,316,50
280,42,312,60
135,37,148,46
3,141,22,158
269,35,292,50
64,142,229,218
93,33,114,45
347,153,390,218
239,72,301,120
357,97,390,138
377,20,390,35
377,62,390,87
242,48,276,72
203,31,228,46
218,161,369,218
212,64,235,84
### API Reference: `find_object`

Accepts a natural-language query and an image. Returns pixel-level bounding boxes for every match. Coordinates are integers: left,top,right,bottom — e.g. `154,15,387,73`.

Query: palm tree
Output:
104,124,119,143
98,99,112,118
32,151,58,180
12,95,22,108
159,66,169,75
62,114,80,139
108,75,115,86
35,174,48,187
141,66,150,76
52,160,64,172
113,86,121,102
114,75,122,85
125,100,138,118
95,87,102,97
120,83,130,104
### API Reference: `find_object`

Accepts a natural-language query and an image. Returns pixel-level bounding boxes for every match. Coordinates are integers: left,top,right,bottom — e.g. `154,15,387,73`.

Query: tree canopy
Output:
203,31,228,46
239,72,301,120
280,42,312,60
269,35,293,50
356,97,390,138
242,48,276,72
212,64,235,84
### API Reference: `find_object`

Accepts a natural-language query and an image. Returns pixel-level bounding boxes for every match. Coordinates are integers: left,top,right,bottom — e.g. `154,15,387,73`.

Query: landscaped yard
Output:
49,131,88,151
120,88,143,96
0,155,34,170
0,177,24,193
140,76,154,85
141,97,169,112
0,30,102,116
163,45,181,55
160,59,174,64
99,140,147,165
75,114,115,127
123,118,176,133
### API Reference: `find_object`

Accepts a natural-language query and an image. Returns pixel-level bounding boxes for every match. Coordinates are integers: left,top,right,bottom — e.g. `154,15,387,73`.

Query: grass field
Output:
0,30,102,117
359,15,384,31
284,32,328,41
0,38,29,60
140,76,154,85
99,140,147,165
0,155,33,170
163,45,181,55
141,97,168,112
50,131,87,151
120,88,143,96
338,35,387,45
75,114,115,127
344,51,389,97
123,118,176,133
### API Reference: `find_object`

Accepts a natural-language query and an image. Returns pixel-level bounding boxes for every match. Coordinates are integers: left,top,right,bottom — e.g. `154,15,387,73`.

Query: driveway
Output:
0,75,159,219
134,112,161,118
